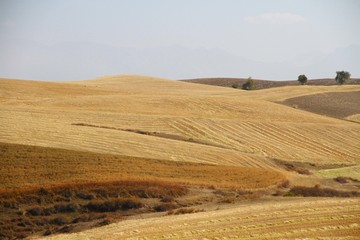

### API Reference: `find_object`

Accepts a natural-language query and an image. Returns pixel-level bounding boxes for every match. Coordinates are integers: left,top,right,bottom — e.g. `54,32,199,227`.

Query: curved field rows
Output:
0,107,278,169
170,118,360,165
346,114,360,123
44,198,360,240
1,76,360,167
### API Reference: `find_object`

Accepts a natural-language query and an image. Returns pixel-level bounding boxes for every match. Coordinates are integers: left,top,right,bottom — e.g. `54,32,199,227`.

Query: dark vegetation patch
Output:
282,91,360,119
274,159,312,175
167,208,205,215
286,185,360,197
334,176,359,184
153,202,178,212
0,181,188,239
85,198,143,212
273,158,355,174
181,78,360,90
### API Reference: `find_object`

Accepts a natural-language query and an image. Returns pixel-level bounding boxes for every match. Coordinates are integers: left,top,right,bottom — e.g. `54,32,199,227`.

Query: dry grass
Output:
0,143,282,240
1,75,360,239
0,142,285,190
1,76,360,167
45,198,360,240
315,165,360,180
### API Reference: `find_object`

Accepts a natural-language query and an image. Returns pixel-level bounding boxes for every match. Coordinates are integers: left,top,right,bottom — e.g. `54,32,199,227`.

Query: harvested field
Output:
0,142,285,239
282,91,360,119
45,198,360,240
0,142,284,190
346,114,360,123
1,75,360,239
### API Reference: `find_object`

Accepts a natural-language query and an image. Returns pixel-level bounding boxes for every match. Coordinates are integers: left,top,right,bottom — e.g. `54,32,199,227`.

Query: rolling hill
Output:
0,75,359,239
181,77,360,90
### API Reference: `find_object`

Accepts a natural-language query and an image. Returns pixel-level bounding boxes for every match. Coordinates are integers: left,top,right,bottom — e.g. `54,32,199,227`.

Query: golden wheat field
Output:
0,75,360,239
46,198,360,240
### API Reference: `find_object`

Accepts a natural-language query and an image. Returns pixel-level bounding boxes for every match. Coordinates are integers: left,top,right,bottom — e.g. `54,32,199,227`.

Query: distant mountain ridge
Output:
0,38,359,81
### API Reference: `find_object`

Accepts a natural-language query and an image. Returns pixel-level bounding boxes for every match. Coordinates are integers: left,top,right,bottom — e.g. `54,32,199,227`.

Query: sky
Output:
0,0,359,81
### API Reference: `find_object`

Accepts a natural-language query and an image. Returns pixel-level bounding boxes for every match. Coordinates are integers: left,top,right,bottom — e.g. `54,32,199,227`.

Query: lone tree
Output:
242,77,255,90
297,74,308,85
335,71,350,85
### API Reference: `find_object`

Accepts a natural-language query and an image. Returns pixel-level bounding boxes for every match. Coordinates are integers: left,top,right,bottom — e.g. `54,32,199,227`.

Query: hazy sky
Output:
0,0,359,80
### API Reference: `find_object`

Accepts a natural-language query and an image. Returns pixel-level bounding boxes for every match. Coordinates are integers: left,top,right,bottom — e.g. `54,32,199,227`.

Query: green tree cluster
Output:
335,71,350,85
297,74,308,85
242,77,255,90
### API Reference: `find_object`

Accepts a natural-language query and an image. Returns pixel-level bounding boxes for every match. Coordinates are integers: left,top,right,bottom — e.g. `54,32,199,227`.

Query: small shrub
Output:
160,196,174,203
334,176,349,183
57,188,73,198
272,190,285,196
38,188,51,196
167,208,204,215
50,217,67,226
277,179,290,188
96,218,111,227
54,203,79,213
219,196,235,204
94,188,109,198
42,207,55,216
154,203,177,212
3,200,18,209
16,232,27,239
284,163,311,175
43,229,52,236
121,198,143,210
296,168,311,175
85,198,142,212
334,176,359,183
27,207,43,216
76,192,94,200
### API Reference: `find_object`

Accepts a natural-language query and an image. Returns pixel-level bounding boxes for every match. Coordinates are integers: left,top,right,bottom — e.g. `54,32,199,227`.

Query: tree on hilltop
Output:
335,71,350,85
242,77,255,90
297,74,308,85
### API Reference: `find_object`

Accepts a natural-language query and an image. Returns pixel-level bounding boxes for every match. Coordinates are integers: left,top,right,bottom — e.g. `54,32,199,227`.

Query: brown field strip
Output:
240,85,360,101
45,198,360,240
0,142,285,190
282,91,360,119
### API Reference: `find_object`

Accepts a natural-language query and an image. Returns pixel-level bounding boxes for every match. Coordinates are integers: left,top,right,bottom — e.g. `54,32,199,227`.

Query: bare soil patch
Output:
282,91,360,119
